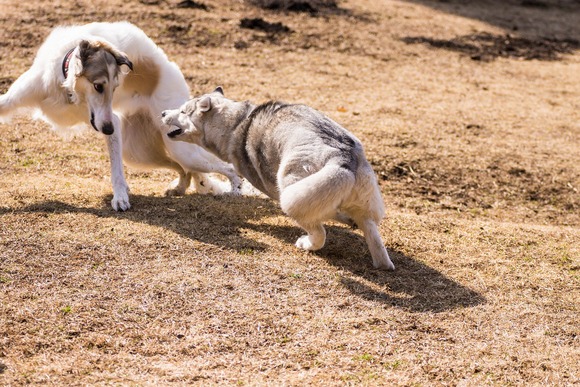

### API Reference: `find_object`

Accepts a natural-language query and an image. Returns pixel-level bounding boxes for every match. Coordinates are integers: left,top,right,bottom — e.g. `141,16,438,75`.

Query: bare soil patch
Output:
0,0,579,385
402,33,580,61
240,17,292,34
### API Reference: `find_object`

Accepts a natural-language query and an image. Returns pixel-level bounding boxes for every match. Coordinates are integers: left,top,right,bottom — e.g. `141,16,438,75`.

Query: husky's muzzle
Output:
167,127,184,138
161,110,184,138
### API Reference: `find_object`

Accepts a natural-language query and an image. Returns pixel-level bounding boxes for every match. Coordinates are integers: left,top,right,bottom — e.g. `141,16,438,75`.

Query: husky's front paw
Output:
228,177,244,196
229,185,243,196
111,190,131,211
223,186,243,197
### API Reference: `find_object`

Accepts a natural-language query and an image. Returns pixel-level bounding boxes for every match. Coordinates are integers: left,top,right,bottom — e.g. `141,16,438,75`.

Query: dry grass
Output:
0,0,579,385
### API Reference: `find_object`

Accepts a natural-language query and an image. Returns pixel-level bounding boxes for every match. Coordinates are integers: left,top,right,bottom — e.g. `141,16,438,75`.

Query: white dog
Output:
0,21,242,211
162,88,395,270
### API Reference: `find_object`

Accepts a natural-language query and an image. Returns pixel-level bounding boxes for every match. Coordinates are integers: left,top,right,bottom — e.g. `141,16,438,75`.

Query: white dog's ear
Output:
61,46,82,103
78,40,92,67
198,96,212,112
213,86,224,95
113,52,133,73
78,40,133,73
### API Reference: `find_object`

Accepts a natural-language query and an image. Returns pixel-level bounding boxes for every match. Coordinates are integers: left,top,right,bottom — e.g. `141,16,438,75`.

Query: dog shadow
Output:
2,193,485,312
247,221,486,313
0,194,280,253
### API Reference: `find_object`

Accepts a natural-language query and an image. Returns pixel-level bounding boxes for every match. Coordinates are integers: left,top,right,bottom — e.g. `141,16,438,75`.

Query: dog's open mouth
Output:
167,127,184,138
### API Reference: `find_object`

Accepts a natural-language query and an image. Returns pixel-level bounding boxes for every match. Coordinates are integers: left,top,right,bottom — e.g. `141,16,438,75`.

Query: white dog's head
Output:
62,40,133,135
161,86,226,144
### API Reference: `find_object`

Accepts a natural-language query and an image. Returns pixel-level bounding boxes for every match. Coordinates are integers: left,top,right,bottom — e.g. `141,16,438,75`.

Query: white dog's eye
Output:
94,83,104,94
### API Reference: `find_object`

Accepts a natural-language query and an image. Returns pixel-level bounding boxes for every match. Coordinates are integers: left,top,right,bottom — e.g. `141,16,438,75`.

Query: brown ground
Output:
0,0,579,385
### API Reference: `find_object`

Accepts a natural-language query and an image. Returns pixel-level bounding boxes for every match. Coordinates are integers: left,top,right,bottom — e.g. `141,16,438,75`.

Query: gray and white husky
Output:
161,87,394,270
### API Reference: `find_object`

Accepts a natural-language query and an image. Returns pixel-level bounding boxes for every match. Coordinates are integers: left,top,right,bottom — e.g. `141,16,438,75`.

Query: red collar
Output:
62,47,76,79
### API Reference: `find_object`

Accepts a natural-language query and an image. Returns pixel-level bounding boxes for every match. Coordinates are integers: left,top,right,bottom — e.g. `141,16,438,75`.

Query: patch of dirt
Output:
175,0,210,10
240,17,292,34
247,0,341,14
0,77,15,94
371,156,578,222
402,33,580,61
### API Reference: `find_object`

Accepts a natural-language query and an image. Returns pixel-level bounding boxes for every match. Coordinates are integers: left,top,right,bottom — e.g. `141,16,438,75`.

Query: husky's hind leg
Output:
280,163,354,252
294,221,326,251
360,219,395,270
357,218,395,270
334,211,356,228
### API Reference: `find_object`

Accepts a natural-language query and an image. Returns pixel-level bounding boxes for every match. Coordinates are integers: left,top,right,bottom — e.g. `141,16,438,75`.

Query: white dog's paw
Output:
165,187,185,197
111,190,131,211
165,177,187,197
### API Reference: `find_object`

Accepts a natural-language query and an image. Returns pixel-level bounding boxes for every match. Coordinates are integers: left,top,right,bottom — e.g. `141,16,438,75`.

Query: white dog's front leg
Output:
106,124,130,211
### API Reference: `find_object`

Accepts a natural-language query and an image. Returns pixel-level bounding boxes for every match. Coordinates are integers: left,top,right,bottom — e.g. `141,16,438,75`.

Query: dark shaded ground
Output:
240,17,292,34
402,33,580,61
406,0,580,39
248,0,340,14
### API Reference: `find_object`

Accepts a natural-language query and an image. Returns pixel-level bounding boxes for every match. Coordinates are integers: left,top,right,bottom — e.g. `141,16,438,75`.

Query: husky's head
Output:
62,40,133,135
161,86,226,144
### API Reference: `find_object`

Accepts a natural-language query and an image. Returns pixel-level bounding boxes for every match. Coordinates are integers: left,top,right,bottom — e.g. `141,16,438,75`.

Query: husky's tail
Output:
280,163,355,223
280,161,395,270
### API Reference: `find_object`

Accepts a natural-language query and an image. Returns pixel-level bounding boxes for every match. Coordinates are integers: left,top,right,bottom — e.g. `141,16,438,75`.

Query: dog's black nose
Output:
161,111,167,118
102,122,114,135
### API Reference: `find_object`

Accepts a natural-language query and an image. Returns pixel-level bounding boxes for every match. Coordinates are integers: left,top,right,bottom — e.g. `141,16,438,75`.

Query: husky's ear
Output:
213,86,224,96
198,96,212,112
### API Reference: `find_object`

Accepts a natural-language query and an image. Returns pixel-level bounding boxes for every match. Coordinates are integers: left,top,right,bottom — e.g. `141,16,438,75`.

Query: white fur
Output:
0,22,242,210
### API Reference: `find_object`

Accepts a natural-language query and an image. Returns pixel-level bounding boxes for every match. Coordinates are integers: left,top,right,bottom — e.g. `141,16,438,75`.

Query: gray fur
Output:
162,89,395,270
